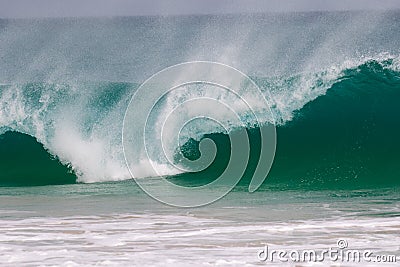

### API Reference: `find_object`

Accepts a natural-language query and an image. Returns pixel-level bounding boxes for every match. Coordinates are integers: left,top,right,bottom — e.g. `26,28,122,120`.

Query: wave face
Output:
174,58,400,189
0,131,76,186
0,12,399,187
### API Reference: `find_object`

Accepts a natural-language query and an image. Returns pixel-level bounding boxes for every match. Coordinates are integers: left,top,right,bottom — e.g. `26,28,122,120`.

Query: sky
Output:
0,0,399,18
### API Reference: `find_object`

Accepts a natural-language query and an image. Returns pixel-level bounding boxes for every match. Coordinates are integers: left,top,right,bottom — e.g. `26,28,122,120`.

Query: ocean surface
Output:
0,11,400,266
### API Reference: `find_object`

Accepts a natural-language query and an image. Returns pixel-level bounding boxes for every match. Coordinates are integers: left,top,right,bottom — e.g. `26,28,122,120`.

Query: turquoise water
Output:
0,11,400,265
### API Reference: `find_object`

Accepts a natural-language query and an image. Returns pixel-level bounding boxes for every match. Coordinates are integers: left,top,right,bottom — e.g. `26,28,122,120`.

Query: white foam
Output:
0,213,398,266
